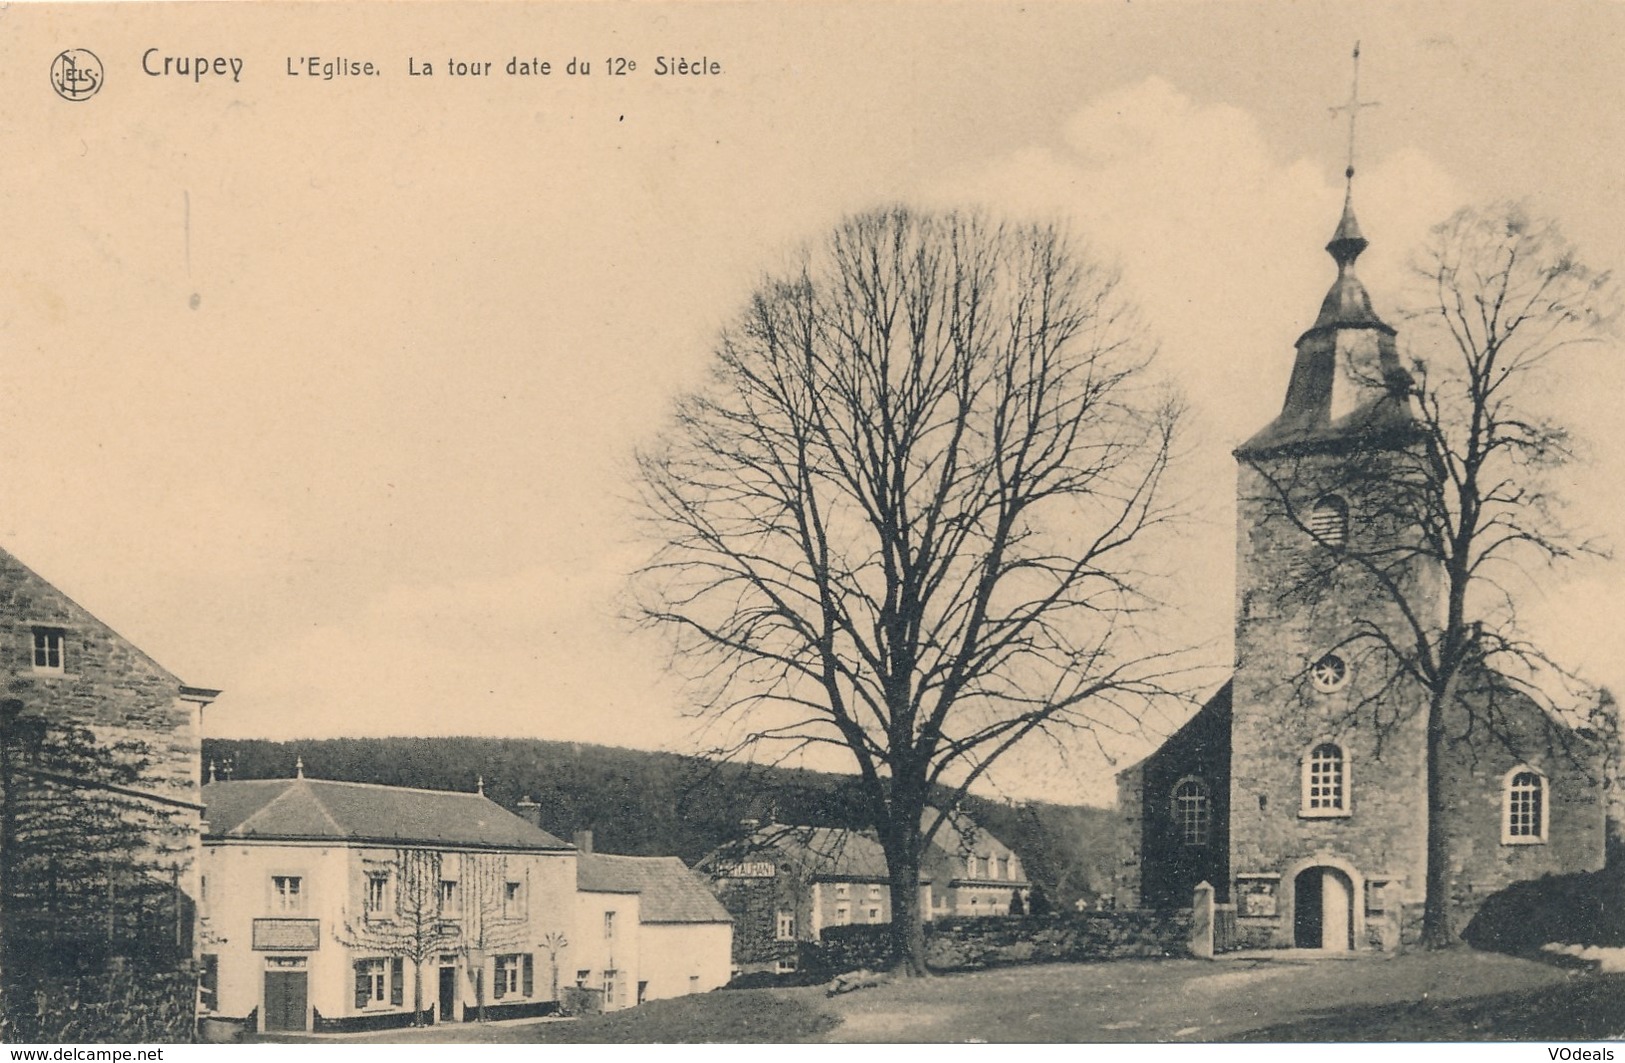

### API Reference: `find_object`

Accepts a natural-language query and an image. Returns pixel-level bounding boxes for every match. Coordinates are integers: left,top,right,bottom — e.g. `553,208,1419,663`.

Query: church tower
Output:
1227,184,1439,950
1113,51,1609,948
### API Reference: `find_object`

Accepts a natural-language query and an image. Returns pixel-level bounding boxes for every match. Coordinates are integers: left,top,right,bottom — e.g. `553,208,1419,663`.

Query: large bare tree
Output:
635,207,1185,973
1258,202,1618,947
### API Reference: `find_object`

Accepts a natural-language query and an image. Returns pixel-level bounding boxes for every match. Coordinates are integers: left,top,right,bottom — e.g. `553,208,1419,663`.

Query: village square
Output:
1,1,1623,1046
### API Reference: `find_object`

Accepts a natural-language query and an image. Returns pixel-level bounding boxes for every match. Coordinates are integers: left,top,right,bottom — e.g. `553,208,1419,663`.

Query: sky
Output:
0,1,1621,806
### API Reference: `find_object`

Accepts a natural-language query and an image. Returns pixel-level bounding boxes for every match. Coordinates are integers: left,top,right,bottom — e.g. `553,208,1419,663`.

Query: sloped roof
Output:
770,826,893,880
202,778,571,851
921,806,1019,860
577,853,732,924
702,825,927,884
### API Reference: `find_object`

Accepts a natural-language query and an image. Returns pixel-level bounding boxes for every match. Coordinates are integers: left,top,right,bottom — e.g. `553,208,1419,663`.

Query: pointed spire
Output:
476,775,485,796
295,755,305,779
206,759,216,784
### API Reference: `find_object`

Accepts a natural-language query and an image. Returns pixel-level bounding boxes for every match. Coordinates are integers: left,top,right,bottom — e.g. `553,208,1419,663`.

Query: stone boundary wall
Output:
1,969,198,1043
817,910,1191,975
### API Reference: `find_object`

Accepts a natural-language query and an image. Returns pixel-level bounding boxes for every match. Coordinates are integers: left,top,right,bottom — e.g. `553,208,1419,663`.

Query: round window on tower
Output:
1310,653,1349,693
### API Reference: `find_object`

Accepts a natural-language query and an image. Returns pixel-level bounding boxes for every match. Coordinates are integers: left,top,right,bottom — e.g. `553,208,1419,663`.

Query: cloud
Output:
926,77,1461,450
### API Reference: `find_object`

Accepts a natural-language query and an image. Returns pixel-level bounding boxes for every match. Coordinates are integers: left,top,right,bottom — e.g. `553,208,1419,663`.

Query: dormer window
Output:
31,628,65,673
1309,496,1349,550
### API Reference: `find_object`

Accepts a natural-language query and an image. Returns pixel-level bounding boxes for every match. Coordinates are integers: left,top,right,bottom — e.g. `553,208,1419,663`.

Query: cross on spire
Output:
1329,41,1379,185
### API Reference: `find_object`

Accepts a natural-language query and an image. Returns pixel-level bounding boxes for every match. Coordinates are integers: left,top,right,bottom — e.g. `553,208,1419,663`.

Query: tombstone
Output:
1190,880,1215,959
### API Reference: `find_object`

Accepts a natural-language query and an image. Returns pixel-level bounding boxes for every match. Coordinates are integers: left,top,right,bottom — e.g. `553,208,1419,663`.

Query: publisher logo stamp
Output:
51,49,103,101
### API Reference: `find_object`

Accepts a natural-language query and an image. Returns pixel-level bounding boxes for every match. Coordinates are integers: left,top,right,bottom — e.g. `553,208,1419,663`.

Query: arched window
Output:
1171,777,1211,846
1309,495,1349,550
1301,742,1349,816
1503,767,1548,844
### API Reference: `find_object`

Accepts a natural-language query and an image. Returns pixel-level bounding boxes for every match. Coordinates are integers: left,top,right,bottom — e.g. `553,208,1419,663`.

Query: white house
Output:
200,772,576,1033
573,840,733,1008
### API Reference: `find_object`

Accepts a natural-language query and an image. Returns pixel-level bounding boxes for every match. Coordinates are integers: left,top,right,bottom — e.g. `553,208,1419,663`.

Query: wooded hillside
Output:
201,736,1117,907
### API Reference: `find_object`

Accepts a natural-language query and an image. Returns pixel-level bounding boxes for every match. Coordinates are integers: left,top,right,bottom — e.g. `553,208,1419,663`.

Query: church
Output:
1111,185,1609,951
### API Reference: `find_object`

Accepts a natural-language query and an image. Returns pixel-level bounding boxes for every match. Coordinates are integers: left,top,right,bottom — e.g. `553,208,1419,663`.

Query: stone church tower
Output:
1226,190,1438,950
1113,189,1607,950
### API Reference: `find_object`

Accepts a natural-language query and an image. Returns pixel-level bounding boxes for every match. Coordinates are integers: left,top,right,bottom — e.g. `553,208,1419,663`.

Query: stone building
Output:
699,810,1029,975
1114,191,1608,950
699,825,912,976
919,807,1031,919
0,545,217,1038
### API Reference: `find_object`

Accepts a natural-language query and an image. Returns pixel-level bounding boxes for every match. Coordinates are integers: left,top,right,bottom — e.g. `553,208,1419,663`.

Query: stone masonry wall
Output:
0,546,202,949
815,911,1191,976
1230,450,1436,945
1437,686,1607,926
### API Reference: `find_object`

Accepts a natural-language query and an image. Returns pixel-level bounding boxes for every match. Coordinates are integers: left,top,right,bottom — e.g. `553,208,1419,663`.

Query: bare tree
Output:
636,207,1185,973
339,848,458,1023
1253,202,1618,947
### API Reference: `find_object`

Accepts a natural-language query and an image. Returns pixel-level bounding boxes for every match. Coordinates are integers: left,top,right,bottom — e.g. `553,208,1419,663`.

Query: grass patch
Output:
531,991,839,1043
1231,971,1625,1042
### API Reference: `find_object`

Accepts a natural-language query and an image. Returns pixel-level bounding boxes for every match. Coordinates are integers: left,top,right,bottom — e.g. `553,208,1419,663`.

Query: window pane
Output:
1173,779,1210,845
1308,744,1345,810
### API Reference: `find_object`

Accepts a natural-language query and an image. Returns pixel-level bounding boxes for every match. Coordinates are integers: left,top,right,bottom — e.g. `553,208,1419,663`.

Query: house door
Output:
438,965,458,1023
1293,867,1354,950
1321,869,1353,950
263,970,308,1032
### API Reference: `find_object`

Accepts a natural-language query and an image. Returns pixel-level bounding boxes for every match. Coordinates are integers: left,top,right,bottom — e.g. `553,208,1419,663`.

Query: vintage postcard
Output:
0,0,1621,1048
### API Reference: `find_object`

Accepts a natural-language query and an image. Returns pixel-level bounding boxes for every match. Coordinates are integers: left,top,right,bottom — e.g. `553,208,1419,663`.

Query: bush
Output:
1462,866,1625,955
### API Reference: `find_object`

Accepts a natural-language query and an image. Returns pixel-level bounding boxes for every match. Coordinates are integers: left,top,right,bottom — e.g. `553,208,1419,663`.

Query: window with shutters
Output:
495,954,522,999
1309,495,1349,549
355,959,387,1009
1504,767,1549,844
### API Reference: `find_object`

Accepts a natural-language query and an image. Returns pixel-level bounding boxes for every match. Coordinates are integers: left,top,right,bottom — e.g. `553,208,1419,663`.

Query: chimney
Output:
515,795,542,829
573,829,593,855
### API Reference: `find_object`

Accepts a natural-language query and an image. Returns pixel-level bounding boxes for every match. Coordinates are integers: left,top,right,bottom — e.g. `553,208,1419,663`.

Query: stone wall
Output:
1437,684,1607,928
0,546,201,894
1229,451,1435,947
816,911,1191,976
1125,686,1232,908
1,968,199,1043
0,547,206,1033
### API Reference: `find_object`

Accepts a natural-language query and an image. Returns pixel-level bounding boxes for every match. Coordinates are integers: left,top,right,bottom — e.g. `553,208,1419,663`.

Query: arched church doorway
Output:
1293,866,1354,950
